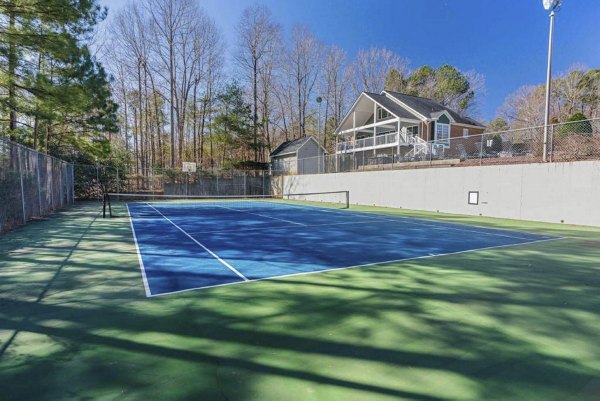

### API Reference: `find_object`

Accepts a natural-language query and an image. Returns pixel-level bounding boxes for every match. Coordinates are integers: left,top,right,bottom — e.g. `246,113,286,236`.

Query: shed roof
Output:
270,136,313,157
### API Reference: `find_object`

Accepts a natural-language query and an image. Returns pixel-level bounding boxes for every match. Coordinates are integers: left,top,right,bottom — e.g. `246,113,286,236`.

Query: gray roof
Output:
363,92,420,120
384,91,485,127
270,136,312,157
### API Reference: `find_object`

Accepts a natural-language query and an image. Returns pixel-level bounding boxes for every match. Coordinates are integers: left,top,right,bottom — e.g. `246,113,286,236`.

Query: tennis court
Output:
111,193,559,297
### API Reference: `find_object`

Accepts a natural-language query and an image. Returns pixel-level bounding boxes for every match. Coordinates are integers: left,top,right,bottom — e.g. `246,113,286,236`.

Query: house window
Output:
463,128,469,137
435,123,450,145
406,125,419,137
377,107,390,120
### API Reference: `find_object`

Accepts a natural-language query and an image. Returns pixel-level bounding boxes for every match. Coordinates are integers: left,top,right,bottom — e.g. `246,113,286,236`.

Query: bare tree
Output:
111,2,152,173
498,85,550,127
286,25,322,138
353,47,409,95
320,45,351,150
147,0,190,167
236,5,280,162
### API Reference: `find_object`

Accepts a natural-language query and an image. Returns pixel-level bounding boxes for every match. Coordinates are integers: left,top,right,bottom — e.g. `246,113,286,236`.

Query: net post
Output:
102,192,107,218
345,191,350,209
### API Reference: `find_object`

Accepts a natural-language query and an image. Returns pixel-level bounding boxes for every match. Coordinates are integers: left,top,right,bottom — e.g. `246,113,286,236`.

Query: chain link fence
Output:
0,137,74,233
285,118,600,175
74,165,271,198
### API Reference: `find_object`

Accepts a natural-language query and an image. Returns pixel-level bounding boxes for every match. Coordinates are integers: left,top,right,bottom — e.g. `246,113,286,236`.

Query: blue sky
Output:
99,0,600,120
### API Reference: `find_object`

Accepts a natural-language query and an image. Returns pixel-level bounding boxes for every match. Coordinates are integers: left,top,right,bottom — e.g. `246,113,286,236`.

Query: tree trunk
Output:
8,7,17,139
169,39,176,167
253,56,259,162
192,81,198,163
137,62,145,175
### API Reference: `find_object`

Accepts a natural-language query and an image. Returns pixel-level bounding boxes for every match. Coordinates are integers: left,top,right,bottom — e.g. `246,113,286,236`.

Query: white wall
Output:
281,161,600,227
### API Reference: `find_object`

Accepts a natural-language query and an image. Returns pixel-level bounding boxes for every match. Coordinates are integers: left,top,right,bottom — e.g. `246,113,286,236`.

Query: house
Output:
270,135,327,175
335,91,485,164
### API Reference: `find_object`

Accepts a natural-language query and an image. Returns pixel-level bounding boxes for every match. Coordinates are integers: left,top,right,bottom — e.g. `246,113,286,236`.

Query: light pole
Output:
316,96,323,173
542,0,561,162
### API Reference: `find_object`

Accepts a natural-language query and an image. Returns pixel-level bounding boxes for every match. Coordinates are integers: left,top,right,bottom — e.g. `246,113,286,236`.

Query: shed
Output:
270,136,327,175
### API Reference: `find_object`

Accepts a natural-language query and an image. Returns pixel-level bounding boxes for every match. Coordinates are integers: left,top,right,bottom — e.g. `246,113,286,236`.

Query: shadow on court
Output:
1,202,600,400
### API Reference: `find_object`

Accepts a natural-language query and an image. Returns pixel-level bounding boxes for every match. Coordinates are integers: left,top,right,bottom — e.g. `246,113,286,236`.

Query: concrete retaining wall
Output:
281,161,600,227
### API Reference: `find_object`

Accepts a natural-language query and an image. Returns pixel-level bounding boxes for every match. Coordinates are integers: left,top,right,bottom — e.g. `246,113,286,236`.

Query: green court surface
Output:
1,202,600,401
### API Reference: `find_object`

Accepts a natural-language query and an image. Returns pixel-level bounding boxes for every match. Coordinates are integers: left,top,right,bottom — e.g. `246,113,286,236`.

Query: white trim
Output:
127,203,152,297
145,202,249,282
434,122,450,145
337,118,400,135
336,92,422,135
335,93,370,134
147,236,564,297
453,122,485,130
363,93,404,122
433,110,455,123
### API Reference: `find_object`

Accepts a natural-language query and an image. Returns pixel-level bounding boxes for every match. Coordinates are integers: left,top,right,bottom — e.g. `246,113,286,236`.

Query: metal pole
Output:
36,153,42,216
316,97,322,174
335,134,338,173
542,10,555,162
317,103,321,173
96,164,100,200
71,164,74,204
480,136,484,166
17,146,27,224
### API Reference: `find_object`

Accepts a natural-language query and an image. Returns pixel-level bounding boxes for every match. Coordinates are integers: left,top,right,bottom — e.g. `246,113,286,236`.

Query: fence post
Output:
17,146,27,224
116,167,120,195
49,159,54,209
548,124,554,162
95,164,100,200
36,153,43,216
479,137,484,166
243,172,247,197
429,143,433,166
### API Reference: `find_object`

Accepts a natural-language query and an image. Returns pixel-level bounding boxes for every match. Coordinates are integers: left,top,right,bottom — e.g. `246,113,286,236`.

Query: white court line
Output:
195,217,392,235
144,203,248,282
127,203,152,297
215,204,306,226
147,236,564,297
272,201,549,241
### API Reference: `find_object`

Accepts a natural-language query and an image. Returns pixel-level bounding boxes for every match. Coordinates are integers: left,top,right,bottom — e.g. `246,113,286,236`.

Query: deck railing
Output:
289,118,600,175
337,131,399,152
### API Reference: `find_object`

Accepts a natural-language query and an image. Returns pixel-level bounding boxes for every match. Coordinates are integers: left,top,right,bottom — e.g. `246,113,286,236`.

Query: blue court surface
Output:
127,200,558,297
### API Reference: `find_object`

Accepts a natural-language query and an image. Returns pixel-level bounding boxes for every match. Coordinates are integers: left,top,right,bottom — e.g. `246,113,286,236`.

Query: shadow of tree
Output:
1,202,599,400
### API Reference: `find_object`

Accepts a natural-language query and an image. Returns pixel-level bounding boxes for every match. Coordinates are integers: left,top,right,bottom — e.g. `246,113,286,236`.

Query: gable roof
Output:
270,136,321,157
384,91,485,127
363,92,421,121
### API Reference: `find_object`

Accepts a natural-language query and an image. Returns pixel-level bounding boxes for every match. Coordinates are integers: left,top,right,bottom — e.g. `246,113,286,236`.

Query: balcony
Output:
337,132,400,153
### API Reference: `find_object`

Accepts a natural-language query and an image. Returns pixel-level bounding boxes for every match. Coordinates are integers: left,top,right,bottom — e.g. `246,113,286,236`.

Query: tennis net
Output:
103,191,350,218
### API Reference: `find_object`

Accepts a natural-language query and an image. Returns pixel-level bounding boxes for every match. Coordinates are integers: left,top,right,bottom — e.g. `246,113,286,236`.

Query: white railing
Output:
301,118,600,174
337,131,398,152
